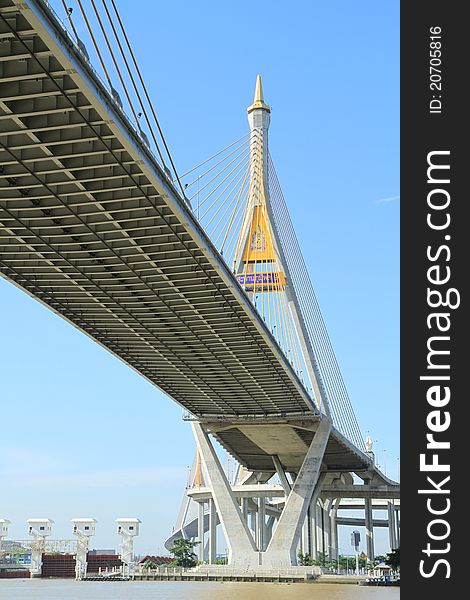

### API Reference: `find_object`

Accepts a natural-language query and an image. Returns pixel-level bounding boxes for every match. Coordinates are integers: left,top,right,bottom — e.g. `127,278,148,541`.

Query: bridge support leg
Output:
191,422,258,567
197,501,204,562
257,498,266,551
307,480,323,560
301,515,308,555
388,500,397,550
241,497,249,524
209,498,217,564
309,500,317,559
250,510,257,539
322,500,331,559
365,497,375,562
262,418,331,567
266,516,275,546
316,502,323,555
330,498,340,562
395,506,400,547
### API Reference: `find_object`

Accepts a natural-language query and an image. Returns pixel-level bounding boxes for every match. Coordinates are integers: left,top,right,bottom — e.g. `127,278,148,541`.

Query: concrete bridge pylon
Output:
191,418,331,568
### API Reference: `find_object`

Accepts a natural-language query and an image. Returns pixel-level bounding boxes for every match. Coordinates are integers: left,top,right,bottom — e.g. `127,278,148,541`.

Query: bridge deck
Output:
205,418,372,472
0,0,316,420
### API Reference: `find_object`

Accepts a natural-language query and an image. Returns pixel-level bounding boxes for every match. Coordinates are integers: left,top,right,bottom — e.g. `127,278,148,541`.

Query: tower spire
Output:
234,76,284,292
254,74,264,102
247,74,271,114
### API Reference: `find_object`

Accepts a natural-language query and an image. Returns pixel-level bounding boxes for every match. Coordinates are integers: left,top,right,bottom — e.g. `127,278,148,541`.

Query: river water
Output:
0,580,399,600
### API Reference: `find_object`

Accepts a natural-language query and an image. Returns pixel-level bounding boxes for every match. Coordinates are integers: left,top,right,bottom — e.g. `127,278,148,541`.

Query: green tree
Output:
142,559,158,570
313,552,330,567
298,552,314,566
338,555,354,571
312,551,329,566
359,552,368,568
169,538,199,568
386,548,400,571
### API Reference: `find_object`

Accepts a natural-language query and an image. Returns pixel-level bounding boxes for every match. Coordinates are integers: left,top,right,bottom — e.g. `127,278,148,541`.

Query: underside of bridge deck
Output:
0,0,317,421
204,419,372,473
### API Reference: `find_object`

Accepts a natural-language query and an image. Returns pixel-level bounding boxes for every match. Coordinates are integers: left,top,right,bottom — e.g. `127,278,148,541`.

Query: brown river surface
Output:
0,580,399,600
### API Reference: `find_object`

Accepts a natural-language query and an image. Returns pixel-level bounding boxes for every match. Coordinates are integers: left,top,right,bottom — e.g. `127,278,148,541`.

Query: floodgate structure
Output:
0,0,399,570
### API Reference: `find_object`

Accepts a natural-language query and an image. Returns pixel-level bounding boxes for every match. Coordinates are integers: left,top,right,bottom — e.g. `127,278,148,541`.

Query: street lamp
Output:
351,530,360,576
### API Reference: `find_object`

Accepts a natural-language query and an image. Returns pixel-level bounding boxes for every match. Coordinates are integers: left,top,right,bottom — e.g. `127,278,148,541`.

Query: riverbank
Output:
0,579,402,600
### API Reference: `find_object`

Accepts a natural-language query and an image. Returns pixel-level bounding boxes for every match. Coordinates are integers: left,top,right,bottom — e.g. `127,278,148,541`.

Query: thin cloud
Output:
375,195,400,205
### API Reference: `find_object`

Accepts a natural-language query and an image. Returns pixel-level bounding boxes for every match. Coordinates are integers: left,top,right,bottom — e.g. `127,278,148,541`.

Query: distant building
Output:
139,555,173,566
371,562,394,579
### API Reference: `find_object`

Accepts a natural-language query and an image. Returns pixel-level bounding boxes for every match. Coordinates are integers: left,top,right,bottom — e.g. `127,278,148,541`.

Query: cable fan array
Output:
180,134,365,449
267,154,365,450
181,132,252,265
180,131,313,398
50,0,184,194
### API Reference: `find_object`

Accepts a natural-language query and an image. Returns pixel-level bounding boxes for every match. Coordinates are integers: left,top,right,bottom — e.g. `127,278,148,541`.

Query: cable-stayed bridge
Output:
0,0,399,569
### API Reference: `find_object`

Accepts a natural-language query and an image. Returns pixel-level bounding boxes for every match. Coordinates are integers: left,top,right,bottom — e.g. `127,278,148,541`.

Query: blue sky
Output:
0,1,399,555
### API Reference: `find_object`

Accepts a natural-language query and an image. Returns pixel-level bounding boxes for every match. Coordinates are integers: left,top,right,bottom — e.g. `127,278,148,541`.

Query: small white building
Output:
72,518,97,536
116,518,141,536
27,518,54,537
0,519,10,538
371,562,394,578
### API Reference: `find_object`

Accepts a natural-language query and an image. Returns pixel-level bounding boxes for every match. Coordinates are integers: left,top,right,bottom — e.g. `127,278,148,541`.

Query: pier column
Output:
209,498,217,564
365,497,375,562
316,502,323,555
330,498,340,562
197,501,204,562
299,514,308,556
266,516,275,546
309,500,318,559
395,507,400,547
388,500,397,550
322,500,331,559
308,482,323,560
241,497,249,524
257,498,266,551
303,508,310,556
250,509,257,538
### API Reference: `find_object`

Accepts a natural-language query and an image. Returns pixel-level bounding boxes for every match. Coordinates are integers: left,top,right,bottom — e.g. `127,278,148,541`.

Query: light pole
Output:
351,530,360,576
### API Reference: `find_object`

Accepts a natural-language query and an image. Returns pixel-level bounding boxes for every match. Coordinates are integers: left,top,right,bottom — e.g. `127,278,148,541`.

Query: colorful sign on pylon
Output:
241,206,277,263
236,271,286,292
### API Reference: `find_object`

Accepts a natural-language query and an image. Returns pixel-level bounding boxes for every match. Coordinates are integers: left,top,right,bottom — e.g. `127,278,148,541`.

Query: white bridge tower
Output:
27,518,54,577
0,519,10,553
116,518,141,576
72,518,97,580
